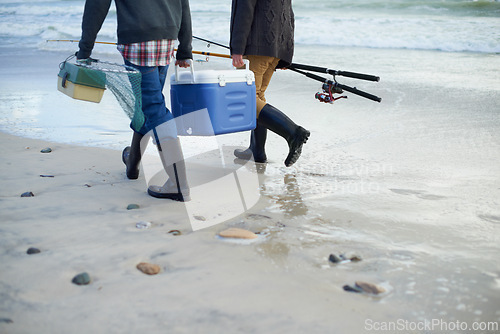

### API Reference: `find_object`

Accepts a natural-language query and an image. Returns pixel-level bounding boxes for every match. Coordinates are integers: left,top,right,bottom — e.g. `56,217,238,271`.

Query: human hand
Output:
232,54,244,68
176,59,191,68
74,51,97,65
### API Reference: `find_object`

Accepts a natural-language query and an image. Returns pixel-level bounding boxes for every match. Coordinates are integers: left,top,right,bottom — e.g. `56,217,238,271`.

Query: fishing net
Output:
59,56,144,131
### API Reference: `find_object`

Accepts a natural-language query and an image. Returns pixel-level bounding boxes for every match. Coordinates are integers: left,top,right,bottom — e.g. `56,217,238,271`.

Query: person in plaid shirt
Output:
77,0,193,201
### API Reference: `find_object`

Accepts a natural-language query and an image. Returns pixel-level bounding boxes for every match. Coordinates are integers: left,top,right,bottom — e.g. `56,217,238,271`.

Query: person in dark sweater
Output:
77,0,193,201
230,0,310,167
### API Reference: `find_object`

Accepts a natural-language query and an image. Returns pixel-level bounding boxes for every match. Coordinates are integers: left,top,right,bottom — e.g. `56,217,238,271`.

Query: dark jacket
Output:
230,0,294,67
77,0,192,60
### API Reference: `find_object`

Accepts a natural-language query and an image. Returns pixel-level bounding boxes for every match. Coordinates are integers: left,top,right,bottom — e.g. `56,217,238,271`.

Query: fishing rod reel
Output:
315,82,347,104
288,63,382,103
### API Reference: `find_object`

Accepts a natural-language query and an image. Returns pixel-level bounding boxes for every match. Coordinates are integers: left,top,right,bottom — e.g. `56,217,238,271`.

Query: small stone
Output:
21,191,34,197
136,262,161,275
343,284,363,293
193,215,206,221
355,281,386,295
246,213,272,220
168,230,182,236
127,204,140,210
218,228,258,239
136,221,151,229
0,318,13,324
27,247,41,255
329,254,342,263
72,272,91,285
40,147,52,153
350,255,362,262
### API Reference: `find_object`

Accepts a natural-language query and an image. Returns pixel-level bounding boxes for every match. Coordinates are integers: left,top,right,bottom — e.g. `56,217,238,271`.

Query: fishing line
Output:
193,35,230,49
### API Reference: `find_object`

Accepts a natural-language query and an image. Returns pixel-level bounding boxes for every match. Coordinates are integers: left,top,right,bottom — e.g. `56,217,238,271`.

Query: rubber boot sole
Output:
285,127,310,167
147,186,189,202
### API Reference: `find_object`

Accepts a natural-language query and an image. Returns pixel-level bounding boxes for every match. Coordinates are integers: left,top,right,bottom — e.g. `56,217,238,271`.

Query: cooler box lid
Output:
171,60,255,86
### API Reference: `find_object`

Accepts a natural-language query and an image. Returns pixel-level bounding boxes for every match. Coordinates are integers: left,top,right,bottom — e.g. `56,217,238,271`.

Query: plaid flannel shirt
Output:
117,39,175,67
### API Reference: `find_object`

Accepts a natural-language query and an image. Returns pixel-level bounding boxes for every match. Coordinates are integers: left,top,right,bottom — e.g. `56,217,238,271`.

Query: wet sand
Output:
1,46,500,333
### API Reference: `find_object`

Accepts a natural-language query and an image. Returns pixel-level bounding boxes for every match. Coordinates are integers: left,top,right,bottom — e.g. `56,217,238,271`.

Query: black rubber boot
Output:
147,129,190,202
257,104,310,167
122,131,144,179
234,124,268,163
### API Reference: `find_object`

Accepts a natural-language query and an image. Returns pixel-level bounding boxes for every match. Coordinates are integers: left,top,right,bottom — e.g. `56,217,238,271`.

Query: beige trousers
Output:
245,55,280,116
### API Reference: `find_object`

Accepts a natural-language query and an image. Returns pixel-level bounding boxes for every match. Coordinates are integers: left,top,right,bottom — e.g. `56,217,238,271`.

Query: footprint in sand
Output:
390,188,424,196
389,188,446,200
478,214,500,224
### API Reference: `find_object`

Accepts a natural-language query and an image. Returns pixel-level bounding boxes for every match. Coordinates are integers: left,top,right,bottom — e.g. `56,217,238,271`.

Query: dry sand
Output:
0,131,394,333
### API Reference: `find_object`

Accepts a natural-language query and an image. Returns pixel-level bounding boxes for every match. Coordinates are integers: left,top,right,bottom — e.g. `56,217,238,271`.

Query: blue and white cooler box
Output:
170,60,256,136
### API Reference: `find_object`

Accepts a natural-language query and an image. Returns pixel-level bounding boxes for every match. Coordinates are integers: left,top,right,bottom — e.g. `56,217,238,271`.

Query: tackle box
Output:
170,60,256,136
57,61,106,103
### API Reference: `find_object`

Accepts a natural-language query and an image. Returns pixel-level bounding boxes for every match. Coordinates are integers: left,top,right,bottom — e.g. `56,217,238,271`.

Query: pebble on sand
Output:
329,253,362,263
218,228,258,239
343,281,385,295
21,191,34,197
72,272,91,285
355,281,385,294
343,284,363,293
26,247,41,255
40,147,52,153
168,230,182,236
127,204,140,210
136,221,151,229
136,262,161,275
328,254,343,263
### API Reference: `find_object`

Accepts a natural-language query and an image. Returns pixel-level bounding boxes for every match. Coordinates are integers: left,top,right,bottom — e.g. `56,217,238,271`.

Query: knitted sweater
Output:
230,0,294,67
77,0,192,60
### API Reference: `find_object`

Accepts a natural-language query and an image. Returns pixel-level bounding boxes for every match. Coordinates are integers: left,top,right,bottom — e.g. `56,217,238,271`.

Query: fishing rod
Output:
46,39,232,59
288,63,379,82
193,36,379,81
192,36,382,103
47,39,117,45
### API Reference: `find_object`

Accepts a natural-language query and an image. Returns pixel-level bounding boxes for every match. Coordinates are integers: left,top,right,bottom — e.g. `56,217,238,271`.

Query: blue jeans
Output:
124,59,173,135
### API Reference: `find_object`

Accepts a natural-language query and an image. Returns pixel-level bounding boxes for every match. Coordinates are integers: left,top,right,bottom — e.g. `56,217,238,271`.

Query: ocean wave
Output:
190,0,230,13
0,3,83,16
293,0,500,18
294,15,500,53
1,0,499,54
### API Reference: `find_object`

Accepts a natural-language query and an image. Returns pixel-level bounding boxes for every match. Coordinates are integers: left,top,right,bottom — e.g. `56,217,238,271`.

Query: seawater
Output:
0,0,499,53
0,0,498,151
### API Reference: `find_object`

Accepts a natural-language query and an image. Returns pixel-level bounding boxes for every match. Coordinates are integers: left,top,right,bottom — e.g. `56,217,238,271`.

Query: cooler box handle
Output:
175,59,195,83
232,59,250,70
